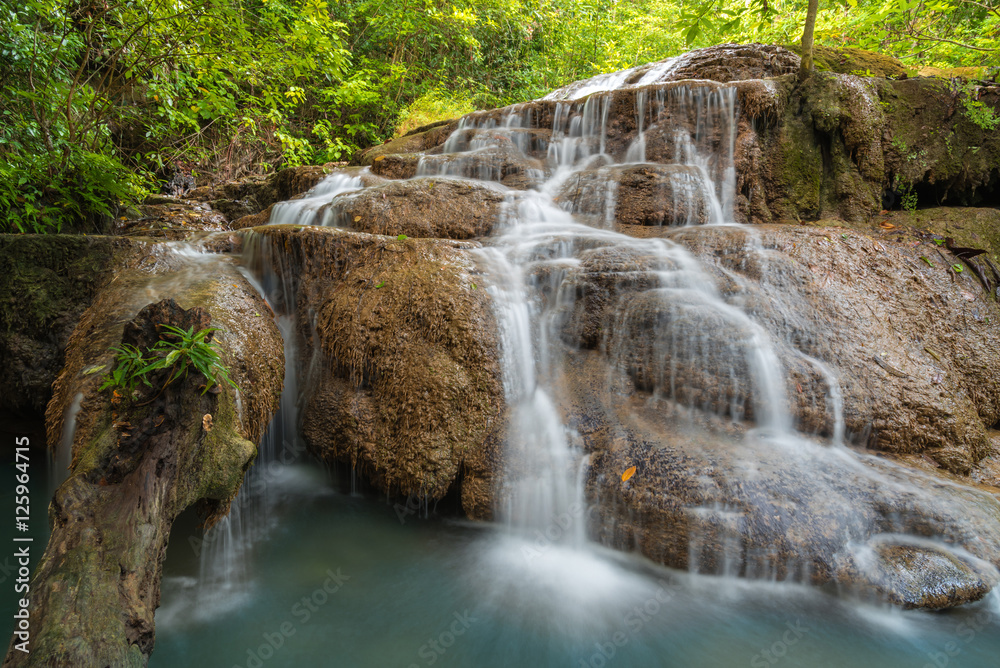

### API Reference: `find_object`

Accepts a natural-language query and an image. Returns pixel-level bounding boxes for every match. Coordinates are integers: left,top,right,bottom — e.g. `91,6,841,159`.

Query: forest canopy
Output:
1,0,997,233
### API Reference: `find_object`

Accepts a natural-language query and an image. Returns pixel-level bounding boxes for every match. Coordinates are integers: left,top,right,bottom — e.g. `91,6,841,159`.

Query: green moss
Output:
776,117,824,219
186,388,256,505
880,78,1000,205
0,235,120,334
784,44,909,78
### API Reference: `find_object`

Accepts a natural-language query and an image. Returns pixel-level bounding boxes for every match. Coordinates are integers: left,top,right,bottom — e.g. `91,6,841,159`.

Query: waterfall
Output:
433,83,815,572
179,235,306,615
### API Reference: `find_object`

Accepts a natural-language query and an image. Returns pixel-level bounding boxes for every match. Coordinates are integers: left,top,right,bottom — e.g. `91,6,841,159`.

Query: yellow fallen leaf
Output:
374,155,385,162
622,465,636,482
354,216,361,222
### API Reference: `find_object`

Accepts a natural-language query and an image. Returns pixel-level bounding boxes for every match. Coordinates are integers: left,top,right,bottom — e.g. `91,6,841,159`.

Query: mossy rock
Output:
352,122,458,167
917,65,989,80
0,235,126,417
784,44,909,78
10,241,285,668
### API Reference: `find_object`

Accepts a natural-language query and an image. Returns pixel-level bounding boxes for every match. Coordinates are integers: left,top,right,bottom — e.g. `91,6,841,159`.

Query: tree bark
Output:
800,0,819,76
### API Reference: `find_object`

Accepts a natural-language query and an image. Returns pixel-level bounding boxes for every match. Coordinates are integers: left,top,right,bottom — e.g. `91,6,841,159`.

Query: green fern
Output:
100,325,237,395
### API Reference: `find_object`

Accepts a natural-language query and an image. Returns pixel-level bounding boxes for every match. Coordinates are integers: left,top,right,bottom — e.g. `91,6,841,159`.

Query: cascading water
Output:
149,76,1000,667
50,391,82,493
155,238,318,623
409,79,998,597
467,85,800,562
268,172,364,227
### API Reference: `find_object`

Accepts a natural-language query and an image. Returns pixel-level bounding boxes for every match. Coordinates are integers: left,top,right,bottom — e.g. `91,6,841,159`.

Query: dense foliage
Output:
1,0,996,232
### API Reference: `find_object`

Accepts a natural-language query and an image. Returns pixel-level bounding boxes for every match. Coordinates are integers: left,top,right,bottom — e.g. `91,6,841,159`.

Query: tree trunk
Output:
800,0,819,76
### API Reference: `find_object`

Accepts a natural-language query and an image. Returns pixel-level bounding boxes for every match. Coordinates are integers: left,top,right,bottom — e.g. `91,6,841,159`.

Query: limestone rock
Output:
837,539,998,609
335,177,507,239
246,225,504,516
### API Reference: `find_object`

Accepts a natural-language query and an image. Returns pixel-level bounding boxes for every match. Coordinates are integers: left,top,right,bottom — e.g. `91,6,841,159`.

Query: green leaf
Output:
684,24,700,46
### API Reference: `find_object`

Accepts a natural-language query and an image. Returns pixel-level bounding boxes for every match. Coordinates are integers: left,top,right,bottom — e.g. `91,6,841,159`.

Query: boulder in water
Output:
837,538,999,609
245,225,504,517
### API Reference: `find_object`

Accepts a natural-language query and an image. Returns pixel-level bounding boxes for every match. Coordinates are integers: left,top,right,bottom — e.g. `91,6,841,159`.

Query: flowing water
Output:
151,81,1000,666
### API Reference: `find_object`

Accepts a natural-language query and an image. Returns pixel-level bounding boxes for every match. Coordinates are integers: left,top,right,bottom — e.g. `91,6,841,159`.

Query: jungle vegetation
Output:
1,0,997,233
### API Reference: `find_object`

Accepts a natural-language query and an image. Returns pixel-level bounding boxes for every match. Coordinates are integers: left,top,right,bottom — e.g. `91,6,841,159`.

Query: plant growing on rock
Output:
101,325,237,395
957,81,1000,131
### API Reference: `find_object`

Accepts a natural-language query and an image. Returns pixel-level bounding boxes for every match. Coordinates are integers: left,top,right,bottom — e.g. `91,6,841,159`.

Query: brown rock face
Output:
244,225,504,517
663,225,1000,468
335,177,508,239
556,164,711,227
4,243,283,667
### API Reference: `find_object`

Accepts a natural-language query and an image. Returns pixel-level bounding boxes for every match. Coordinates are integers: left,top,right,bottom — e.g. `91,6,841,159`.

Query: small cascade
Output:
667,85,738,223
476,226,585,546
457,80,801,573
267,172,363,227
50,391,83,493
801,353,847,445
431,75,986,591
624,90,648,163
182,235,306,615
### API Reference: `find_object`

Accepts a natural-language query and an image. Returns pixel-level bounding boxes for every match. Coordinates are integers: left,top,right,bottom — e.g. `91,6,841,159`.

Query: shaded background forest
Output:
2,0,998,233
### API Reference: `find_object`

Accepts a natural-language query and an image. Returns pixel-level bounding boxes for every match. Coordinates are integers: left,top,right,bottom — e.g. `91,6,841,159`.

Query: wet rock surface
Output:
245,225,504,517
116,199,229,239
530,222,1000,603
556,164,711,227
625,224,1000,469
837,539,998,609
563,350,1000,596
335,177,507,239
